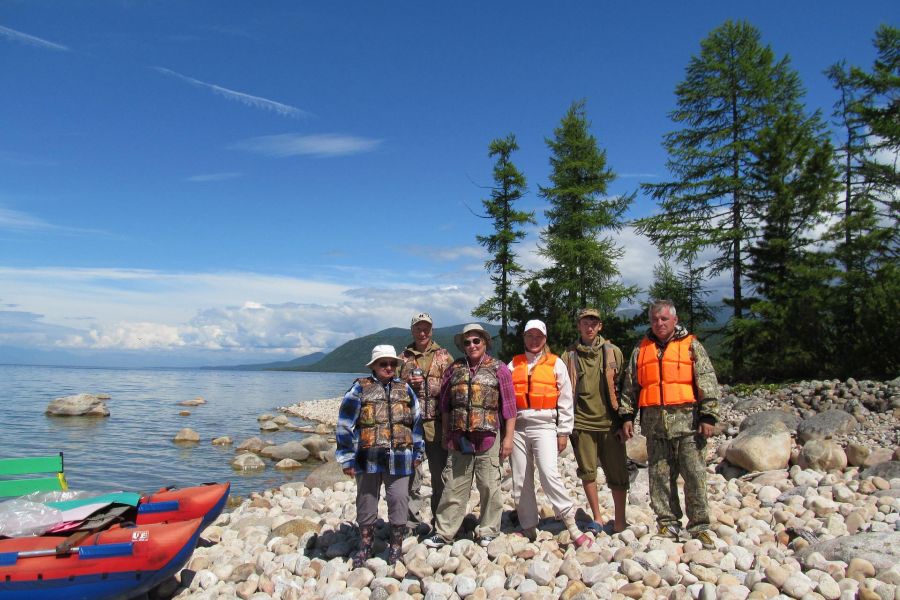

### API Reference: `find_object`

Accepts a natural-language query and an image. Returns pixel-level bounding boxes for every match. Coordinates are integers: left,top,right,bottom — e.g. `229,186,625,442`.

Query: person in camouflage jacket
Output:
619,299,720,549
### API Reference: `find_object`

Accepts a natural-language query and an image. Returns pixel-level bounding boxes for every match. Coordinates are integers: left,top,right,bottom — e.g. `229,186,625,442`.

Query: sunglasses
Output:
463,337,483,347
376,361,397,369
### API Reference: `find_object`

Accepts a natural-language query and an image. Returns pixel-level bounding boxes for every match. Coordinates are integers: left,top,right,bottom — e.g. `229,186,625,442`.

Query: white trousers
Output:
510,409,575,529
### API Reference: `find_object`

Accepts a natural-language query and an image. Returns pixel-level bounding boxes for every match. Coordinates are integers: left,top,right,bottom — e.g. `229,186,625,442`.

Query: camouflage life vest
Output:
356,377,414,449
400,344,453,421
448,356,500,433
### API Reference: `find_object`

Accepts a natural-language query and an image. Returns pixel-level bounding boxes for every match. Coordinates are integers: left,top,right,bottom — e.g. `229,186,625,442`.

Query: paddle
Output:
0,541,133,565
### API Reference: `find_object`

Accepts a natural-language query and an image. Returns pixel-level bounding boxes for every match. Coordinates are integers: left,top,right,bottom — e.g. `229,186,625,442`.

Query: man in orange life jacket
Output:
620,299,720,549
507,319,591,547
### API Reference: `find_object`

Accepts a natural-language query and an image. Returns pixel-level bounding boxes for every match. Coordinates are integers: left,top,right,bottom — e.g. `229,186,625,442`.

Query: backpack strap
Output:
603,342,619,411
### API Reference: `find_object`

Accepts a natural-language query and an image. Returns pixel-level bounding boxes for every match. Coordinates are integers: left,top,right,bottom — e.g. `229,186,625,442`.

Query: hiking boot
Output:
352,524,374,568
423,533,449,548
693,530,715,550
656,524,682,541
387,525,406,565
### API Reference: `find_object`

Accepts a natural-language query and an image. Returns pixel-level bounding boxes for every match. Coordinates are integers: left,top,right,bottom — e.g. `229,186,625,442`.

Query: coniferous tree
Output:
472,134,535,361
534,100,636,349
647,259,715,335
741,113,838,380
637,20,814,381
826,25,900,377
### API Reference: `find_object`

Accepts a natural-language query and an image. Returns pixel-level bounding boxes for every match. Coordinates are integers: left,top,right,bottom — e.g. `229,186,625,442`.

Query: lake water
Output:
0,365,360,500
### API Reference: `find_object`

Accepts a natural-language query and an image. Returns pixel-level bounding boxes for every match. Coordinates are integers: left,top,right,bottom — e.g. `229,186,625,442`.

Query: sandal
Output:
583,520,603,534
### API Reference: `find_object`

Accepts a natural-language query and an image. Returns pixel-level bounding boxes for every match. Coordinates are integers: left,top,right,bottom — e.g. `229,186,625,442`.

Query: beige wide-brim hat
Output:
453,323,492,352
365,344,401,368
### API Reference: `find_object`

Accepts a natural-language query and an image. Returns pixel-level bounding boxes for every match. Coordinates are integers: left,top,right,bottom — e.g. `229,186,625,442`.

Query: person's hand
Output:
698,422,715,438
500,436,513,461
409,373,425,388
414,457,423,468
619,421,634,442
342,466,356,477
557,435,568,453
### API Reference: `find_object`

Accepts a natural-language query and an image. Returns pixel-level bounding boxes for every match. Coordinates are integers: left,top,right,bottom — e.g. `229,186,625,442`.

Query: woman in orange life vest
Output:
507,320,592,547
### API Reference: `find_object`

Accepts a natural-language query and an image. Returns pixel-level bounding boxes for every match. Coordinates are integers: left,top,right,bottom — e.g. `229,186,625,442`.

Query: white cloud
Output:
0,206,111,237
0,25,69,51
186,172,242,182
152,67,310,119
230,133,382,158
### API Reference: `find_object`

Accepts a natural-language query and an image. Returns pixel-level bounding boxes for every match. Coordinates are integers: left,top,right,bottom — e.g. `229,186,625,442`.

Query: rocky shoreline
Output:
165,378,900,600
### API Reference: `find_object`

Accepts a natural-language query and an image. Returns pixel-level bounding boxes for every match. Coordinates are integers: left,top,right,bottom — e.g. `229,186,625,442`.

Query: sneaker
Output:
656,524,682,540
694,530,715,549
478,534,497,547
423,533,449,548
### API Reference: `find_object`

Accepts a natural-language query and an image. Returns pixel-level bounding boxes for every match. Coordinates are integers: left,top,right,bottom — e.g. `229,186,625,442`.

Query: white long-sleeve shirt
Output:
508,350,575,435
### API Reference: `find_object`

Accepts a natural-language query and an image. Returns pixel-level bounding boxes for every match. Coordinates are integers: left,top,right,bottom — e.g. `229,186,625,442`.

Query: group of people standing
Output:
336,300,720,567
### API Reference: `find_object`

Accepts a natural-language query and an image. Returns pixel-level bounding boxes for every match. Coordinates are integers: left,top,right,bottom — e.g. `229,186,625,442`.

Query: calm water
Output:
0,365,360,500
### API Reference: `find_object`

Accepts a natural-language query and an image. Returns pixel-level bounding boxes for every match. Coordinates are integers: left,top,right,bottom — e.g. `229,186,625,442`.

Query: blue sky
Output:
1,2,896,366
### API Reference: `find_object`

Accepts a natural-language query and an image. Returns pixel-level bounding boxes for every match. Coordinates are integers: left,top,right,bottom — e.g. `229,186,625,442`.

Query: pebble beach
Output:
165,377,900,600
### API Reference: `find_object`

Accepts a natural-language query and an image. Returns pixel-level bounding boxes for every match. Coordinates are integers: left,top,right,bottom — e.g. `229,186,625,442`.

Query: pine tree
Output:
472,134,535,361
637,20,812,381
534,100,636,348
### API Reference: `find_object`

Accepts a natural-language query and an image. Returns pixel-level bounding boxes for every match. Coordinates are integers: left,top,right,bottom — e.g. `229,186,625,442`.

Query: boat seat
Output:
0,453,68,498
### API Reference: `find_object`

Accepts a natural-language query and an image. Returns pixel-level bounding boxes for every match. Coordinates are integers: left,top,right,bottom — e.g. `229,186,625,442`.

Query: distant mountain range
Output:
203,323,501,373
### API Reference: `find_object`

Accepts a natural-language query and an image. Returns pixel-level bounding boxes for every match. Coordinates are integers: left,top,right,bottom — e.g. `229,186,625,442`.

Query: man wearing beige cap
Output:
508,319,591,547
398,312,454,528
564,308,629,533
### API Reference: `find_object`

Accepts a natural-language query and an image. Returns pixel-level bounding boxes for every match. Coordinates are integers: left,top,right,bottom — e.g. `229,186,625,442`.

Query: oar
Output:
0,541,134,565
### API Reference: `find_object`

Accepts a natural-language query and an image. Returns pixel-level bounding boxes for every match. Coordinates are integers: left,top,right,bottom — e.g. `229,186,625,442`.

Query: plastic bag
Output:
0,498,64,537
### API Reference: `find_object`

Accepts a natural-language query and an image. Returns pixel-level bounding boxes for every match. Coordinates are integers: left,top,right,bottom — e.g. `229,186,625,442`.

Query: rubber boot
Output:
387,525,406,565
352,524,374,568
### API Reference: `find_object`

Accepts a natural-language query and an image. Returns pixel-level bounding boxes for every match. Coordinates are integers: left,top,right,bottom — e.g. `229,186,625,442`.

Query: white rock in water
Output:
173,427,200,442
179,396,206,406
45,393,110,417
231,453,266,471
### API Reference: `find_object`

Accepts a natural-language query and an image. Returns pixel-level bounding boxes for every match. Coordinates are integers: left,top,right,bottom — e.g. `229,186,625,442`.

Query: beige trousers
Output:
510,410,575,529
433,435,503,539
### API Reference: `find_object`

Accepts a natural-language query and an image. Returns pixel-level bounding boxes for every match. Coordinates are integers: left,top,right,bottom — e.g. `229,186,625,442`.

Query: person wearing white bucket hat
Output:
336,344,424,567
508,319,592,547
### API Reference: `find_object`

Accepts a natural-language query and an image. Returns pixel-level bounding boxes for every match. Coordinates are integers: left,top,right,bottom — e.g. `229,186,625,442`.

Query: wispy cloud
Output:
402,244,483,262
0,207,113,237
230,133,382,158
152,67,310,119
187,172,242,182
619,173,658,179
0,25,70,51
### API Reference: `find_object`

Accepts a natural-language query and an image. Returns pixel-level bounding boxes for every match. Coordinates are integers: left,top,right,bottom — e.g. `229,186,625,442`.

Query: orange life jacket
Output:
636,335,696,408
512,352,560,410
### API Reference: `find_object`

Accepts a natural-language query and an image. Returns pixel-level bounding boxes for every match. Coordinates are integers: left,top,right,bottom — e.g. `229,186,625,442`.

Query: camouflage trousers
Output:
647,433,709,533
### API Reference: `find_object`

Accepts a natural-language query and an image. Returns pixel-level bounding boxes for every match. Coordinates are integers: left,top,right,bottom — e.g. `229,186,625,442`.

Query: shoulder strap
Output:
603,342,619,411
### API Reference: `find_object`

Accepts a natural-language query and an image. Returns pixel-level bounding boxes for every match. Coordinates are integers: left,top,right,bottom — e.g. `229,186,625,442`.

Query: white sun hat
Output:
365,344,401,368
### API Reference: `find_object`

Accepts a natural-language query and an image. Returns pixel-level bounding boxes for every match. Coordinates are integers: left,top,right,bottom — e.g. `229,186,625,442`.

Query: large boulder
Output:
798,439,847,472
236,437,266,454
300,435,335,461
260,441,310,461
739,409,801,434
173,428,200,443
797,409,857,443
45,393,110,417
304,461,350,490
230,453,266,471
799,532,900,572
861,461,900,481
725,421,792,472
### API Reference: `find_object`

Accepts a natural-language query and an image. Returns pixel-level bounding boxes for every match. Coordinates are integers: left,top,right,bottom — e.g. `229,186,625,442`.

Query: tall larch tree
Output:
637,20,812,381
472,134,535,361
